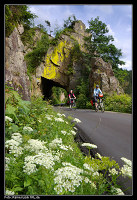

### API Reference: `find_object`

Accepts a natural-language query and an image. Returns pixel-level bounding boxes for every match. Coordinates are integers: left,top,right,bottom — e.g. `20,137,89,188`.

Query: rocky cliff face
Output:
5,25,31,100
35,20,91,93
89,57,124,97
5,20,124,100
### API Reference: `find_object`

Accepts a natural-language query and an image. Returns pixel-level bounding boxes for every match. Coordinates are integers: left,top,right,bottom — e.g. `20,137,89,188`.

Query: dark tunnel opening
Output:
40,77,68,100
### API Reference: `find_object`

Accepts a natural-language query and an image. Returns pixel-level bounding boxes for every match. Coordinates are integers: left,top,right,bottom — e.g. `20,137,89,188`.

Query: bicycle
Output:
69,98,76,109
95,94,105,113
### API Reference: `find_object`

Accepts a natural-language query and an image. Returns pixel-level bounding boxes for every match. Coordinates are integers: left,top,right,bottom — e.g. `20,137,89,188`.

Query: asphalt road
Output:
55,107,133,195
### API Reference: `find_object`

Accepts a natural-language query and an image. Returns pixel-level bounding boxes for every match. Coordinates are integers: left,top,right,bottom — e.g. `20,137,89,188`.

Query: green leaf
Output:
13,187,24,192
24,179,31,187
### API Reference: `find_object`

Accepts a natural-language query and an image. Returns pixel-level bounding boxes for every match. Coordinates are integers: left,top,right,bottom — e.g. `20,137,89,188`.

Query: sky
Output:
28,4,132,71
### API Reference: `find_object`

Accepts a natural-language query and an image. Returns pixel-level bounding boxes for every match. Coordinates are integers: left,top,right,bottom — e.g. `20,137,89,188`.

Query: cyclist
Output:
93,85,103,110
69,90,76,106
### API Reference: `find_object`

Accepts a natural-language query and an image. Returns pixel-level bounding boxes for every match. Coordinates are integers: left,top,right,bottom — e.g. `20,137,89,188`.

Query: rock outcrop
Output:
5,20,124,100
89,57,124,96
35,20,91,92
5,25,31,100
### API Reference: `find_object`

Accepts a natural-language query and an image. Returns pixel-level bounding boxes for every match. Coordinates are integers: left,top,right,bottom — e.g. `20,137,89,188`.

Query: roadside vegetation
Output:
5,85,132,195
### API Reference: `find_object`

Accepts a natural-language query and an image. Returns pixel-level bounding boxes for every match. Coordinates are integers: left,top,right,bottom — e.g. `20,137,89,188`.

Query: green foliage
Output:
51,87,68,105
113,68,132,95
5,88,131,195
25,33,49,73
63,15,77,28
5,5,37,37
21,25,36,47
85,16,125,69
104,93,132,113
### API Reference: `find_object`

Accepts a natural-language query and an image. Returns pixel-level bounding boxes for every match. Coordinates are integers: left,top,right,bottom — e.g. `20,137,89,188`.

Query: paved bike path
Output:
56,107,132,194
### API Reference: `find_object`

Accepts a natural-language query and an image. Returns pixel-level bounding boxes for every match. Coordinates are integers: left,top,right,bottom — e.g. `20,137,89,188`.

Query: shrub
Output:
76,94,88,109
25,33,49,73
104,93,132,113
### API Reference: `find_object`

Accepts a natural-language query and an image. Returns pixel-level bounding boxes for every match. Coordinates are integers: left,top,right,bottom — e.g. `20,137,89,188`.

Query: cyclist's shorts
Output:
94,96,100,103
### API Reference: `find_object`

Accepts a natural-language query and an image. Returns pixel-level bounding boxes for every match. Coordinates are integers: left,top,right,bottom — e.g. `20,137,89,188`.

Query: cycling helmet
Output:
96,85,99,88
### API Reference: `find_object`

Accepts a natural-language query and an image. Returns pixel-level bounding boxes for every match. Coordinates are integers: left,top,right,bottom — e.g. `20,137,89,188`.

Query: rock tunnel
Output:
40,77,68,100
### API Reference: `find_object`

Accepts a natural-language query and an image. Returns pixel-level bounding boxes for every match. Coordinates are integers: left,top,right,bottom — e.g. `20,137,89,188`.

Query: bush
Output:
25,33,49,73
76,94,88,109
104,93,132,113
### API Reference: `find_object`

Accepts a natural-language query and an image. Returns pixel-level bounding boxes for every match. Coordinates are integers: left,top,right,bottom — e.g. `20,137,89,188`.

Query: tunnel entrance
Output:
41,77,68,100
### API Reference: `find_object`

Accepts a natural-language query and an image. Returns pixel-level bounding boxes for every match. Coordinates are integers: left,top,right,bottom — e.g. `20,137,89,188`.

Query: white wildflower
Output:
49,138,63,149
70,130,77,135
96,153,102,159
81,143,97,149
23,126,33,132
121,157,132,167
25,139,48,154
5,157,10,171
11,133,22,143
23,152,55,175
73,127,78,131
92,171,99,177
54,117,64,122
5,116,13,122
45,116,52,120
120,157,132,178
121,164,132,178
57,113,65,117
91,182,97,189
5,190,15,195
83,163,94,172
54,163,84,194
109,168,119,176
111,186,124,195
61,130,67,135
5,134,23,157
73,118,81,123
84,177,91,184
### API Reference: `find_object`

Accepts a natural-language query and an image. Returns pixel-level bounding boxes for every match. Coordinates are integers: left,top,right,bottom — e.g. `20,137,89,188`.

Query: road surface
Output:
55,107,133,195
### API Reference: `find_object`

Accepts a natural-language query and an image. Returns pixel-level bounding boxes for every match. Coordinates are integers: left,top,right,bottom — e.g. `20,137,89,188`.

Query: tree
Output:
63,15,77,28
5,5,37,36
45,20,53,35
84,16,125,69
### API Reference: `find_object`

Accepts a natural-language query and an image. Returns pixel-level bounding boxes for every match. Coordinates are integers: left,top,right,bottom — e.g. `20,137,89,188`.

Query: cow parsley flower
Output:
121,157,132,167
5,116,13,122
73,118,81,123
25,139,48,154
54,162,84,194
81,143,97,149
96,153,102,159
70,130,77,135
54,117,64,122
109,168,119,176
5,133,23,157
23,152,55,175
111,186,124,195
11,133,22,143
120,157,132,178
83,163,94,172
23,126,33,132
61,130,67,135
5,190,15,195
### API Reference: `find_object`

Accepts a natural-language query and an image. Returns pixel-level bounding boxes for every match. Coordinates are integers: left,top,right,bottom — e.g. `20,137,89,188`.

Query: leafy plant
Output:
84,16,125,70
24,33,49,73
